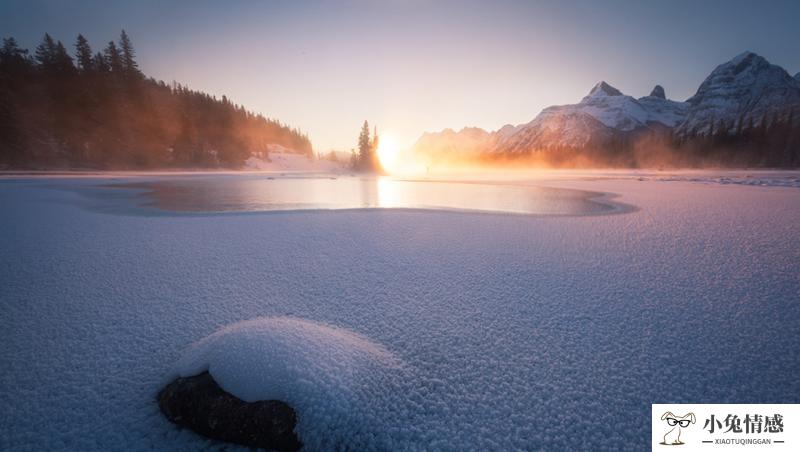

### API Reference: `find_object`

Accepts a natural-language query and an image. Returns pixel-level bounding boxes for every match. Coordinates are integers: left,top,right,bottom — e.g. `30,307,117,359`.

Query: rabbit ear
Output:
688,413,696,424
661,412,674,420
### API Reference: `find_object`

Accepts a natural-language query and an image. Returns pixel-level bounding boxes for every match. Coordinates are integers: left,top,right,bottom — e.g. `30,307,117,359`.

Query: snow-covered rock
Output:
170,317,405,450
158,372,301,450
675,51,800,136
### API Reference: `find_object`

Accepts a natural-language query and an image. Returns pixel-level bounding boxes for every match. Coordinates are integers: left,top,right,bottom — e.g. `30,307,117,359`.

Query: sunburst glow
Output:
376,132,425,175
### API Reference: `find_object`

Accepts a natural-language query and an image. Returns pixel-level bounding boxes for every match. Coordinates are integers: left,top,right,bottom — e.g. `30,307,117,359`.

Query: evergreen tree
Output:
1,37,27,62
0,37,32,75
53,41,75,75
358,120,371,168
34,33,57,68
93,51,109,72
118,30,141,77
75,34,93,72
104,41,123,73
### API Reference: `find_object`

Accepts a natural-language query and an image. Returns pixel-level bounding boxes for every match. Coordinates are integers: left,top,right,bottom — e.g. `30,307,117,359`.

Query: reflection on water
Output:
112,175,619,216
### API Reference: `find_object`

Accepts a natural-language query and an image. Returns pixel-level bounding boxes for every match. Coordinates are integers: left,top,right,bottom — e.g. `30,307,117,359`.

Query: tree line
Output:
0,31,312,169
495,111,800,168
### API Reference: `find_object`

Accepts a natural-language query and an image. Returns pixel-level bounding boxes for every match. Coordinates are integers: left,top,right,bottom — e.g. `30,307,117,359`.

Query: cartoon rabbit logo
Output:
660,411,696,445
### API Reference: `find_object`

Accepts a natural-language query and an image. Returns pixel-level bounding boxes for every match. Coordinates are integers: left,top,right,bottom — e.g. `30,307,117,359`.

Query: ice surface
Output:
1,172,799,450
94,176,622,216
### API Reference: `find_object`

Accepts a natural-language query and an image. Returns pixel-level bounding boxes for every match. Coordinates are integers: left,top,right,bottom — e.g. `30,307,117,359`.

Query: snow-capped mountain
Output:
416,81,687,154
413,127,492,155
494,82,688,152
636,85,689,128
675,51,800,136
414,51,799,162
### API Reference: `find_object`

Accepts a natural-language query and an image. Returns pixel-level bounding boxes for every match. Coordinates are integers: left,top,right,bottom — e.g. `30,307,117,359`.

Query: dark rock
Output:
649,85,666,99
158,372,302,451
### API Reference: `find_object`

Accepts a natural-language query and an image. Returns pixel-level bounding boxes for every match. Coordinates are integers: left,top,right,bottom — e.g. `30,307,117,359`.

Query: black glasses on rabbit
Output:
666,417,691,428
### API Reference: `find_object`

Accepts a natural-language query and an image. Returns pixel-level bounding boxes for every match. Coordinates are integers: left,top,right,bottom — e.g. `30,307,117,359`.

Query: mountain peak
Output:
727,51,770,75
795,72,800,82
588,81,623,97
649,85,666,99
731,51,758,64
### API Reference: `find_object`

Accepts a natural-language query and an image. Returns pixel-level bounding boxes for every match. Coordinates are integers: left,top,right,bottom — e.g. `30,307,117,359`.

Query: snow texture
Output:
171,317,405,450
1,173,799,450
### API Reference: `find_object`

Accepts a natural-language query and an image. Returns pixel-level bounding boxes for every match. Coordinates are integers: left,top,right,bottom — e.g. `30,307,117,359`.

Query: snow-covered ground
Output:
244,147,346,172
1,172,799,450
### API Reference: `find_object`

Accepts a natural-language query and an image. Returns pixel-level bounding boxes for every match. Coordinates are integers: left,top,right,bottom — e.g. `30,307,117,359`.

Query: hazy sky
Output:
2,0,800,151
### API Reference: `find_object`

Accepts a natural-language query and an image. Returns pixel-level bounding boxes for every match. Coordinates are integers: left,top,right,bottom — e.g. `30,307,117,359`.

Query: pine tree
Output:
0,37,32,75
104,41,123,73
1,37,27,61
357,120,371,169
53,41,75,75
34,33,57,68
93,51,109,72
75,34,93,72
118,30,141,77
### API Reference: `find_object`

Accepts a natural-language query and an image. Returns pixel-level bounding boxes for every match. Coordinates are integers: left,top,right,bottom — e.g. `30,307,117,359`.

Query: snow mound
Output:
171,317,404,449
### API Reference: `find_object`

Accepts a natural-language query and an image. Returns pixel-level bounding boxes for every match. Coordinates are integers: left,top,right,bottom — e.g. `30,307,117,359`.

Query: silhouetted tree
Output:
118,30,141,78
92,51,109,72
104,41,123,74
0,37,32,76
75,34,93,72
357,120,373,170
34,33,57,69
52,41,75,75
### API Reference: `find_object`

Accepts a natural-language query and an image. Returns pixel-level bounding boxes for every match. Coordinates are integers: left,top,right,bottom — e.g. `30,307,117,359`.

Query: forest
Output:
0,31,312,169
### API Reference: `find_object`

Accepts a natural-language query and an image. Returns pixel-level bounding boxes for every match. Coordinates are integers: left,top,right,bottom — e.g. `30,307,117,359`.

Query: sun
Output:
376,133,401,174
375,132,427,175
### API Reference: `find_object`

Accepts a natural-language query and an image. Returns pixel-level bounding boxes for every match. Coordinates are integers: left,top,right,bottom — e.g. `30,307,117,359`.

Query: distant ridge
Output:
414,51,800,167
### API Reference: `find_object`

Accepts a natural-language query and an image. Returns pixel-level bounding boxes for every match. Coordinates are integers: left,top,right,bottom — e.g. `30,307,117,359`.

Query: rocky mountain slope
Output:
675,51,800,136
414,51,800,165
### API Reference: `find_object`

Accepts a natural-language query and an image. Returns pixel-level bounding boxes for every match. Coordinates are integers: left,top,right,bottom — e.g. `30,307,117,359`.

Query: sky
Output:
2,0,800,151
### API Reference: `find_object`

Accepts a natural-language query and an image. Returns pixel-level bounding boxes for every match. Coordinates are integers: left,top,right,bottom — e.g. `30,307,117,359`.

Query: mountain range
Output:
414,52,800,167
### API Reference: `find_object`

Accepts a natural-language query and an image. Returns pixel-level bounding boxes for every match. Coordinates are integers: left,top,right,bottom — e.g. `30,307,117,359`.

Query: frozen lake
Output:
1,171,799,450
87,175,624,216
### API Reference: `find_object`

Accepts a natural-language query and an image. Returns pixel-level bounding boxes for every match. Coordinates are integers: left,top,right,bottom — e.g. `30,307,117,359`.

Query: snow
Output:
171,317,405,450
490,81,687,152
676,51,800,135
244,147,346,172
417,52,799,156
1,172,799,450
